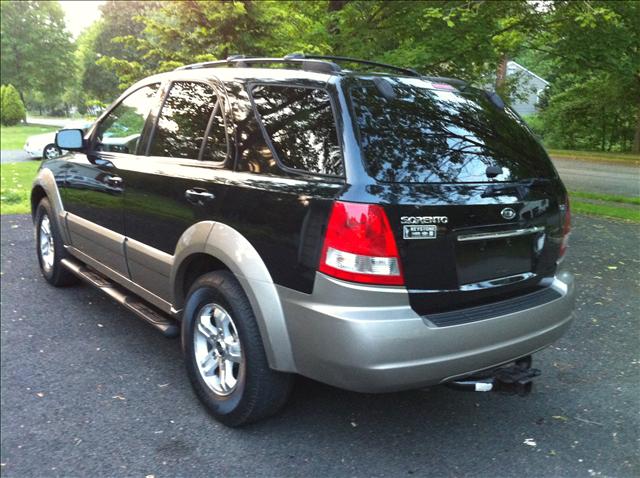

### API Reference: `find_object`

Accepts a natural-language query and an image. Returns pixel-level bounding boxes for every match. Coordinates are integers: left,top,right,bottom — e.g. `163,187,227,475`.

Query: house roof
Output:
506,61,550,86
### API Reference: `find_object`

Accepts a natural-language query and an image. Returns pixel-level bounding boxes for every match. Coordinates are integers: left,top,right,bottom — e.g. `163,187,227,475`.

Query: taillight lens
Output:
558,197,571,261
319,201,404,285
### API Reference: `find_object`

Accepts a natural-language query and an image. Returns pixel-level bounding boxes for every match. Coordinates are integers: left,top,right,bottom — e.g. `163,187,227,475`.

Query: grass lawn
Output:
570,198,640,222
548,148,640,165
0,123,58,150
569,190,640,206
1,161,39,214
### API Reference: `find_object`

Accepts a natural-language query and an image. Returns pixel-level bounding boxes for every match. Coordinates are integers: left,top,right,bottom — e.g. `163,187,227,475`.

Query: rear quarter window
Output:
251,85,343,176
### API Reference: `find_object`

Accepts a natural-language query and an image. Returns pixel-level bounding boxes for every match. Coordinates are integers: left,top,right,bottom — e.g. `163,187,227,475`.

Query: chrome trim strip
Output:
457,226,545,242
408,272,536,294
460,272,536,291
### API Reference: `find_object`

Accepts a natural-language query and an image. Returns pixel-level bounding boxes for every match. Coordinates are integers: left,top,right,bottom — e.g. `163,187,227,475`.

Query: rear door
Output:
347,76,567,314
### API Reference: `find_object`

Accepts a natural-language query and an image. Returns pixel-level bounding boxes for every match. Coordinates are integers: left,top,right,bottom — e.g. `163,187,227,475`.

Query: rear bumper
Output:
278,271,575,393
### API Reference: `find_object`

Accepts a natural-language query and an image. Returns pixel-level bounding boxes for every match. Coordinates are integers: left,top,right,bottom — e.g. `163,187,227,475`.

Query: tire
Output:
182,271,292,426
35,198,78,287
42,143,61,160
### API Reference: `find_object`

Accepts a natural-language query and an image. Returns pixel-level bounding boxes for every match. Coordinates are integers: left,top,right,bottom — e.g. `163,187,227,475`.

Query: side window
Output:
202,104,228,163
252,85,343,176
149,81,217,159
95,84,159,154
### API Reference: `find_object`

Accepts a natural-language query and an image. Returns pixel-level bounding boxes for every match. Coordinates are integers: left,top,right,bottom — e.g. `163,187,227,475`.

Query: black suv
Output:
32,54,575,426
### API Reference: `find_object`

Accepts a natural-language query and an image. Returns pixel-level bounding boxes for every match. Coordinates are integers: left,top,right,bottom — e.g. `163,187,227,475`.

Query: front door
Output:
63,83,160,275
117,80,232,299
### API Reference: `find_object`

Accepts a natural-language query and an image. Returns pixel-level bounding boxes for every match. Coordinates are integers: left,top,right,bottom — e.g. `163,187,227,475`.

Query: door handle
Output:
185,188,215,204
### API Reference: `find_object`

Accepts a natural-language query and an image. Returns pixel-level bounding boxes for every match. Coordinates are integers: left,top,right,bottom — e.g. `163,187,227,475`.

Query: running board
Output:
60,258,179,338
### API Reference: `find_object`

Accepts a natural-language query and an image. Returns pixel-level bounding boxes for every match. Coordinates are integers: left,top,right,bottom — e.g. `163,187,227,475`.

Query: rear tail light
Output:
319,201,404,285
558,196,571,261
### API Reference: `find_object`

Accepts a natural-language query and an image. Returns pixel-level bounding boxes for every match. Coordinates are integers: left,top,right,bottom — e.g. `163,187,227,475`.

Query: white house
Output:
505,61,550,116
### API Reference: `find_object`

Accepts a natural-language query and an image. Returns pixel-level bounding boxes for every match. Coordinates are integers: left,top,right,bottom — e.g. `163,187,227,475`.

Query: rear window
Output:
252,85,343,176
350,77,555,183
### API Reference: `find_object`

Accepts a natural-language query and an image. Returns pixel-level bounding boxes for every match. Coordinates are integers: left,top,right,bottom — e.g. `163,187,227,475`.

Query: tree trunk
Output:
633,106,640,154
328,0,348,12
600,107,606,151
495,54,508,93
327,0,348,37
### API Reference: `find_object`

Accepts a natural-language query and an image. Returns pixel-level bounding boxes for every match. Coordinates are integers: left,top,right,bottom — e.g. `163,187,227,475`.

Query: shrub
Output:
0,84,26,126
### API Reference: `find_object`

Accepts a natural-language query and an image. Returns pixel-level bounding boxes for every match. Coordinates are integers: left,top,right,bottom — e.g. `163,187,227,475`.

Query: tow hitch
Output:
446,356,541,396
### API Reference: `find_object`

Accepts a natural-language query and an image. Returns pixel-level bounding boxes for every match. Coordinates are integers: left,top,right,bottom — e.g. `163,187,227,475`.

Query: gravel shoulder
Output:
1,214,639,477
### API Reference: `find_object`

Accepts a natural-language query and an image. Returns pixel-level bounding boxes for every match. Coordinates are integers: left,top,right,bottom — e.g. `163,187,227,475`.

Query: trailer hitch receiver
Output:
446,356,541,396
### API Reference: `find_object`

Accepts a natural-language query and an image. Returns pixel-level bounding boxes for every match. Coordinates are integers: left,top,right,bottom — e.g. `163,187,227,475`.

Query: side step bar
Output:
61,258,179,338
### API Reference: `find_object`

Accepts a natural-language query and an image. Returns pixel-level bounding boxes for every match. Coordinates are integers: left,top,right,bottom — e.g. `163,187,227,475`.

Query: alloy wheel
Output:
39,214,55,273
193,303,243,396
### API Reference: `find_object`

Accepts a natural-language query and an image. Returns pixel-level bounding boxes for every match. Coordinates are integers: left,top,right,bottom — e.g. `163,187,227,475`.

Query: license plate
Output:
403,224,437,240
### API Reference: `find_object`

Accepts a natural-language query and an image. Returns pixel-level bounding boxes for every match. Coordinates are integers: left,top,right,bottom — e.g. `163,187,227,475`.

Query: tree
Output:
84,0,638,152
521,1,640,152
0,1,75,110
1,84,27,126
92,1,164,94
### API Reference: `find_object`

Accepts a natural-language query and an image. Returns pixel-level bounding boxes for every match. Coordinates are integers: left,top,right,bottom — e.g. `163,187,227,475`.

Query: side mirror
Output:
55,129,84,151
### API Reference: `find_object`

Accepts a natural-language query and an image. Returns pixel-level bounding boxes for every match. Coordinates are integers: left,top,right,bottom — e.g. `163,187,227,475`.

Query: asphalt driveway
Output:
0,151,32,164
1,214,639,477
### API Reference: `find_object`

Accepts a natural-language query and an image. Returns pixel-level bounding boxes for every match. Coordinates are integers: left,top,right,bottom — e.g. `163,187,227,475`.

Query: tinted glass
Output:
350,77,556,183
252,85,343,176
150,82,217,159
203,104,227,162
95,84,159,154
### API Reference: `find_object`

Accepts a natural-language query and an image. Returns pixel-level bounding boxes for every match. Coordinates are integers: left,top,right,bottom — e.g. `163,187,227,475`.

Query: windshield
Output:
349,77,556,183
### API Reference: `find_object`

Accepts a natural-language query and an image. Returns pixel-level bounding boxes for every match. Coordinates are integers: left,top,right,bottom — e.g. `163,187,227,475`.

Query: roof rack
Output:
175,53,466,87
175,55,341,75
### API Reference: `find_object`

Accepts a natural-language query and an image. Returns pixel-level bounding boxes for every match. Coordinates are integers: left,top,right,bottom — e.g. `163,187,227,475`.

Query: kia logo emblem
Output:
501,207,517,220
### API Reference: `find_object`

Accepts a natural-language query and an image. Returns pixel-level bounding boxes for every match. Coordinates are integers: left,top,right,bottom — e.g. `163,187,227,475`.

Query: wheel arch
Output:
171,221,296,372
31,168,70,244
30,185,47,221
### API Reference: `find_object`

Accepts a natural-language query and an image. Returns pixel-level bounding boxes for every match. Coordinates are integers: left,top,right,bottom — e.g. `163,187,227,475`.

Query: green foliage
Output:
0,1,75,113
92,1,164,93
3,0,635,153
518,1,640,152
0,85,27,126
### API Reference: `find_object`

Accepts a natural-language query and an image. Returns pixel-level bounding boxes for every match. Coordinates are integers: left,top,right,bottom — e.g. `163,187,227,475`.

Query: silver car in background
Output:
24,121,93,159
